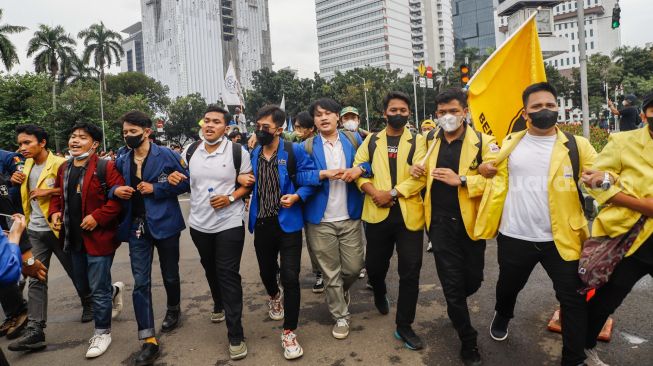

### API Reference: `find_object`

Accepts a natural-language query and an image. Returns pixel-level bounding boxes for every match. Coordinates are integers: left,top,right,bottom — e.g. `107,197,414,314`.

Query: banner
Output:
223,61,243,106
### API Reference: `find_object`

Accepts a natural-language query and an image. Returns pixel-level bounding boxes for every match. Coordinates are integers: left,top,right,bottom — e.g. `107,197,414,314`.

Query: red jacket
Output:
50,155,125,256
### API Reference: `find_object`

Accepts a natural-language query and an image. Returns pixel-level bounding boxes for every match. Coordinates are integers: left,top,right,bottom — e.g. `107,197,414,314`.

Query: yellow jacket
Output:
354,128,427,231
584,128,653,257
21,152,67,237
475,128,597,261
422,128,499,240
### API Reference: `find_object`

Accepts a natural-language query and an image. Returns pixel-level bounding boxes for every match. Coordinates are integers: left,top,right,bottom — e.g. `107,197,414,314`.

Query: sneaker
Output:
394,326,423,350
490,312,510,341
312,273,325,293
460,345,482,366
111,282,124,319
332,318,350,339
85,333,111,358
211,310,226,323
585,348,609,366
426,241,433,252
0,317,14,337
229,340,248,360
7,310,28,340
8,324,46,352
359,268,367,279
281,330,303,360
81,299,94,323
268,291,284,321
374,294,390,315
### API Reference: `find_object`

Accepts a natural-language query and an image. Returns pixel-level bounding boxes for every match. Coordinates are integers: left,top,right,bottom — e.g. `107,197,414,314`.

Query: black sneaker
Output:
394,326,423,350
135,343,160,366
461,345,482,366
490,312,510,341
81,299,94,323
312,272,325,293
8,324,46,352
374,294,389,315
161,310,181,332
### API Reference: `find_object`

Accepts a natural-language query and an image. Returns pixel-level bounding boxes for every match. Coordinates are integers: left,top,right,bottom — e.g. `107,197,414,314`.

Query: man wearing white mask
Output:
409,88,499,366
340,107,369,140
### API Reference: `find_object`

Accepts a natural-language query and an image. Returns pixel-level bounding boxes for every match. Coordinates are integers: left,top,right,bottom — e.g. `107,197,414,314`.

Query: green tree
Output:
545,63,571,98
60,53,99,85
78,22,124,91
27,24,77,151
166,93,206,146
612,45,653,80
0,8,27,71
105,72,170,113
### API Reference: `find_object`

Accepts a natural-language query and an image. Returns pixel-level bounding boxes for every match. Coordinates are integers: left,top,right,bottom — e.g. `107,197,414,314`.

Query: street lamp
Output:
350,75,370,131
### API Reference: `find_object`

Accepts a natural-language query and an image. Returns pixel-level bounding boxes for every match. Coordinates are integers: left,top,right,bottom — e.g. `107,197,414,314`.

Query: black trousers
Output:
495,234,587,366
429,215,486,346
189,226,245,343
0,281,27,319
586,252,653,349
365,215,423,328
253,217,302,331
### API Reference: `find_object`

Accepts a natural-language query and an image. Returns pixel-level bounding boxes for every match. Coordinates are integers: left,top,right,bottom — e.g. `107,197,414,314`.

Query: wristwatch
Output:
24,257,35,266
600,172,611,190
390,188,398,198
460,175,467,187
228,195,236,203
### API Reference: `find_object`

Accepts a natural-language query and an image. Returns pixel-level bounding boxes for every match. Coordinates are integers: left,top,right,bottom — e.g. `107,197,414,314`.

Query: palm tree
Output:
0,8,27,71
27,24,76,151
60,53,99,85
78,22,123,90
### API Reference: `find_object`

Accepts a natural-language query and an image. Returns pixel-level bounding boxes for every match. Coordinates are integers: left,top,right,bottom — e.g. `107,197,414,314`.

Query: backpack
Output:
61,158,109,197
303,130,360,156
368,131,417,165
562,132,595,219
185,140,243,187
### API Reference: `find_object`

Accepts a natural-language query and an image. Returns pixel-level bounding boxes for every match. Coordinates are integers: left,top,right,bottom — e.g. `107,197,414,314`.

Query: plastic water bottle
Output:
208,187,218,199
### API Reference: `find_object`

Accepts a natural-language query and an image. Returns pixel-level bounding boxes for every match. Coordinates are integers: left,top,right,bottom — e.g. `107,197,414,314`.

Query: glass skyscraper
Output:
452,0,496,55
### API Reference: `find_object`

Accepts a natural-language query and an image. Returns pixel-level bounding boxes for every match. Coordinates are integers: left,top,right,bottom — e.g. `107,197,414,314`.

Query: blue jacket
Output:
111,144,190,241
0,231,21,285
300,132,367,225
0,150,24,214
248,138,318,233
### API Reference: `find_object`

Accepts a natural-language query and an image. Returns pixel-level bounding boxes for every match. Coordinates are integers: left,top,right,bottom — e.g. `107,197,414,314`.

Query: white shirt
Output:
321,133,349,222
183,139,252,234
499,132,557,242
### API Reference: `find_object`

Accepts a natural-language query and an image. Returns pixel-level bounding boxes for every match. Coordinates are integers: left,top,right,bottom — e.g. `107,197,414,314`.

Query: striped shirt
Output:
257,149,281,218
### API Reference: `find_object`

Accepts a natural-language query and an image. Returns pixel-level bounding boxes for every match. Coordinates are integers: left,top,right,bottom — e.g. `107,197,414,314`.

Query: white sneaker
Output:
85,333,111,358
112,282,125,319
281,330,303,360
332,318,350,339
268,291,284,321
359,268,366,279
585,348,609,366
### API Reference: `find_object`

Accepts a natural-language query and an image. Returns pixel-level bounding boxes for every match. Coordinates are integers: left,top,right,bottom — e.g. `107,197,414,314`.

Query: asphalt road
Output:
2,199,651,366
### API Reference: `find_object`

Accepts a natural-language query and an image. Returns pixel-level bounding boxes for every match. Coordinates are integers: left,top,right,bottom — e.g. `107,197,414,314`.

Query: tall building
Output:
423,0,455,69
120,22,144,73
139,0,272,103
315,0,413,79
452,0,497,55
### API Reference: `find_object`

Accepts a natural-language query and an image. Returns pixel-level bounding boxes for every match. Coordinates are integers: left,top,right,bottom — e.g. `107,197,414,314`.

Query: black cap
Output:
642,91,653,112
624,94,637,104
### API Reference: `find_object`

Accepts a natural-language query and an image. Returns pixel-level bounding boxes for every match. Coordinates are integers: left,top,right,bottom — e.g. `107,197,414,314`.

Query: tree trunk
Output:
51,72,60,152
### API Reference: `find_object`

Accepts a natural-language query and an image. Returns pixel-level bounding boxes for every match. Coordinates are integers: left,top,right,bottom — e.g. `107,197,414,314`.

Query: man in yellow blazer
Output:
476,83,597,366
580,91,653,366
8,125,91,353
410,88,499,366
353,91,427,350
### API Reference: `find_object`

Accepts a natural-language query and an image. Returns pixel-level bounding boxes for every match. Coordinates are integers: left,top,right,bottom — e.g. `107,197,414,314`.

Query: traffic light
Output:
460,64,471,85
611,4,621,29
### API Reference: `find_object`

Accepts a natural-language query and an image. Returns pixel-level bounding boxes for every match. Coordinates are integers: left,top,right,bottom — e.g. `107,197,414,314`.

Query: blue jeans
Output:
128,220,181,340
70,251,114,332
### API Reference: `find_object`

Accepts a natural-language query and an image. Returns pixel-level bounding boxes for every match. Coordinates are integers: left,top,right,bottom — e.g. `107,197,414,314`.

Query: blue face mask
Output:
74,143,97,161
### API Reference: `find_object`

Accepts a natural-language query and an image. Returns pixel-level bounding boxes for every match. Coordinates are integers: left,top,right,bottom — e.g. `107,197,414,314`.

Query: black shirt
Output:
633,234,653,266
386,134,403,222
619,106,640,131
130,154,148,218
67,164,85,251
431,128,465,220
257,149,281,219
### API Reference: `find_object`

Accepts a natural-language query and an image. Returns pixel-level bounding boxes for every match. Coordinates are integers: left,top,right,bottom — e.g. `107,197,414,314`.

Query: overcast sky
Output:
2,0,650,78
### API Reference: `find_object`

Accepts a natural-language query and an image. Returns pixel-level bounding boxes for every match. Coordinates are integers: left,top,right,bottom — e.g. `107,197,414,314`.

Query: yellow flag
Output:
468,12,546,145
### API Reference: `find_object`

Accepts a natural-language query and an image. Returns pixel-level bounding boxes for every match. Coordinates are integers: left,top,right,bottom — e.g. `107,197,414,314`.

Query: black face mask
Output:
256,129,275,146
528,109,559,130
387,114,409,129
125,134,144,149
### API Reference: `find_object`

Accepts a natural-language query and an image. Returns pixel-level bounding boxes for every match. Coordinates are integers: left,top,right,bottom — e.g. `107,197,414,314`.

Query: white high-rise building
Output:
316,0,414,78
139,0,272,103
423,0,455,69
120,22,144,73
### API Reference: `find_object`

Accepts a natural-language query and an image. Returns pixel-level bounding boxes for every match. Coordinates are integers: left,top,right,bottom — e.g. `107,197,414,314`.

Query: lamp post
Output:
351,75,370,131
98,68,107,152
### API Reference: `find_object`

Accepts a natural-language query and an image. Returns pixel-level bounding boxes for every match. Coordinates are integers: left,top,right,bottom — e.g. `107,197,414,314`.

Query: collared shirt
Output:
257,148,281,219
431,127,465,220
184,139,252,234
321,133,349,222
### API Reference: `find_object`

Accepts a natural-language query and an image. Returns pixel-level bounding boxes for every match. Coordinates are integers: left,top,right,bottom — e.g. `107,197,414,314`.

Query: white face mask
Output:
73,144,97,161
438,114,464,133
343,120,358,132
203,136,223,146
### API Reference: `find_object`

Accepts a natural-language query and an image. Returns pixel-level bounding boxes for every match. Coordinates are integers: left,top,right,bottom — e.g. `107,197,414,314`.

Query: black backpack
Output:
563,132,595,219
368,131,417,165
186,140,243,188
